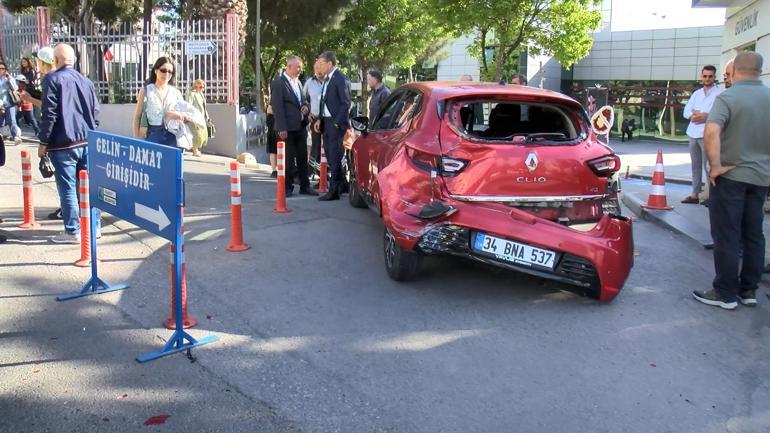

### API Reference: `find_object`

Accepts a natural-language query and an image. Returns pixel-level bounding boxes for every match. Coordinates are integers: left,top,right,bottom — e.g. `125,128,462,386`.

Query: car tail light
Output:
588,155,620,176
406,147,438,172
440,157,468,177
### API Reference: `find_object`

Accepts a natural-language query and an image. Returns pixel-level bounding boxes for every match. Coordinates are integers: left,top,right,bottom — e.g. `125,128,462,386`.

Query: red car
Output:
348,82,633,301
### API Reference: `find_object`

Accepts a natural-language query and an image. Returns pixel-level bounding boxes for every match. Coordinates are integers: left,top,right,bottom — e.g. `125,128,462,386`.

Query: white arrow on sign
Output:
135,203,171,232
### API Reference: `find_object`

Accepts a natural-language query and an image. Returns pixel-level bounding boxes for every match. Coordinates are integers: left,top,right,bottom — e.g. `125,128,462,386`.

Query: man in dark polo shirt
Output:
693,52,770,310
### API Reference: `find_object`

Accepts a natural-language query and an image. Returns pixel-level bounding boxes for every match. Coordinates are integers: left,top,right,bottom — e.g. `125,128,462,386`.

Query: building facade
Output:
694,0,770,84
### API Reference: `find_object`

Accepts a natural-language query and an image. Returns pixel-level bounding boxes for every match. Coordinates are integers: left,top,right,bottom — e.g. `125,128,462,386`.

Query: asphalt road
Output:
1,147,769,433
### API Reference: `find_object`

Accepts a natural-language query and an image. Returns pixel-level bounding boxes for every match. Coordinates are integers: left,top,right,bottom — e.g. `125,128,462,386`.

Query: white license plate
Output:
473,232,556,269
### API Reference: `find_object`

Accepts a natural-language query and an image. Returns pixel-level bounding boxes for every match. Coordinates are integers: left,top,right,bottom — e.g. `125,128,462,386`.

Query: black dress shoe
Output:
299,188,319,196
318,192,340,201
270,170,277,178
0,234,6,243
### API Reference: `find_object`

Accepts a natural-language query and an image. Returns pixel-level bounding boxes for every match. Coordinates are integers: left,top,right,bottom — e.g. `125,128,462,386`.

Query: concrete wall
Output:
98,103,262,159
571,26,723,81
526,54,562,91
719,0,770,85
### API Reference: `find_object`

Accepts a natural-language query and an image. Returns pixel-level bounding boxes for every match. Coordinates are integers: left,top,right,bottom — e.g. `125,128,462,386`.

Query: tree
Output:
319,0,451,113
431,0,601,81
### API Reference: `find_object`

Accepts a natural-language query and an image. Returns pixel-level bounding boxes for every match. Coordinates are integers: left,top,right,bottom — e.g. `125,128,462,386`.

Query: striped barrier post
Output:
74,170,92,267
226,161,250,252
317,145,328,193
18,150,39,228
273,140,290,213
164,207,196,329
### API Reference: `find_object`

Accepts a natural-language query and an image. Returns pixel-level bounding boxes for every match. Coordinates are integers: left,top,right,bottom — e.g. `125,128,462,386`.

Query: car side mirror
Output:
351,116,369,134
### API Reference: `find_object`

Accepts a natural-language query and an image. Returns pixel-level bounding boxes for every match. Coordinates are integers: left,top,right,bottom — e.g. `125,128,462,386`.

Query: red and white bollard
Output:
317,145,328,193
164,208,196,329
18,150,39,228
273,140,290,213
74,170,92,267
226,160,250,252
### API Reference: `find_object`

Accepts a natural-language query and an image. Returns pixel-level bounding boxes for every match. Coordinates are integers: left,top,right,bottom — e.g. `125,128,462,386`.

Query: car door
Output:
358,90,407,193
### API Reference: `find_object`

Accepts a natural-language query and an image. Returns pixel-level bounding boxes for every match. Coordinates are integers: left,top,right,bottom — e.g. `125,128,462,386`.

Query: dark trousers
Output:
284,129,309,191
310,129,322,163
709,177,768,301
322,117,346,194
622,129,633,142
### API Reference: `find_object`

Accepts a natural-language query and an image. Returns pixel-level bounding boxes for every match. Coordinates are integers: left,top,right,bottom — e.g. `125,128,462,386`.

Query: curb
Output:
621,191,714,250
626,173,693,186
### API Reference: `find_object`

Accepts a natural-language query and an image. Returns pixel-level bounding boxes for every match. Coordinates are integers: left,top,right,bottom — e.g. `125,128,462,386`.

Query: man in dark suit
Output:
270,55,317,196
314,51,351,201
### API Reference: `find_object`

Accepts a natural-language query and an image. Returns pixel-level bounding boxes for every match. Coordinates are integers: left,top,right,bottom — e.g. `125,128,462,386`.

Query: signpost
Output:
185,40,218,56
58,131,217,363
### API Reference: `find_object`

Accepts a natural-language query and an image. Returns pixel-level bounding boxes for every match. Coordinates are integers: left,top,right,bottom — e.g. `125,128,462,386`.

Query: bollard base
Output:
136,332,218,363
57,277,128,301
73,259,91,267
163,316,197,329
18,221,40,228
226,242,250,252
272,207,291,213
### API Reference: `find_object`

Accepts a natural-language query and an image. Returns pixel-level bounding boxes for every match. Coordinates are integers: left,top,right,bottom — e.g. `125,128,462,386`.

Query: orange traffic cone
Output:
641,148,673,210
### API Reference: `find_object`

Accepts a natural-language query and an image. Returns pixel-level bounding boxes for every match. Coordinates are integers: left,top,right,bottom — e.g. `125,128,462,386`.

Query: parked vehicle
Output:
348,82,633,301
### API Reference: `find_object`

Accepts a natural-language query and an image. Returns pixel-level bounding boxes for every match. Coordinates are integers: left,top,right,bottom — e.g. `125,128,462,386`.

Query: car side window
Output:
371,92,404,130
391,91,422,129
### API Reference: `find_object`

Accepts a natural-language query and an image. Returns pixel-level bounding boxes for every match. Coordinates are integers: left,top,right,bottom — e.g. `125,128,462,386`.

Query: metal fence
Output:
51,18,236,103
0,11,40,72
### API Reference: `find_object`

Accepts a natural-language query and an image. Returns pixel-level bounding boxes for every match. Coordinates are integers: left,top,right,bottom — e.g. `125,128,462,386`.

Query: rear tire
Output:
384,228,422,281
348,153,367,208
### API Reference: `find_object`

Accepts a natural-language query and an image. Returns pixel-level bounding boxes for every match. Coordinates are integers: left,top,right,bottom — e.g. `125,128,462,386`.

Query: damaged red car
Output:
348,82,633,301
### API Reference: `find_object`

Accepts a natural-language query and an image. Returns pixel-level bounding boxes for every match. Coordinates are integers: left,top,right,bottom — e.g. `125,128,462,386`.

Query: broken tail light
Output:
588,155,621,176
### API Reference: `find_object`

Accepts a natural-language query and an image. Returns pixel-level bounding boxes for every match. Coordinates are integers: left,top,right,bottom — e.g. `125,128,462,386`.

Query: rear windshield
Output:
448,100,587,144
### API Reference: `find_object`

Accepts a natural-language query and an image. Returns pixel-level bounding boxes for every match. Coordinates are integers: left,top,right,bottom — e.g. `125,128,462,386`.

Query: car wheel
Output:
384,228,422,281
348,153,367,208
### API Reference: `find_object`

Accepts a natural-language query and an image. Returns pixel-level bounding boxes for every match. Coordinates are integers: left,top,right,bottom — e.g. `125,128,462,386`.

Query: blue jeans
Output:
20,110,39,135
48,146,100,235
146,125,177,147
709,177,768,301
0,105,20,138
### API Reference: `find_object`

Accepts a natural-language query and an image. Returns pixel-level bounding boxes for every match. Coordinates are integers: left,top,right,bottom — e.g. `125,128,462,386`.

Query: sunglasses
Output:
158,68,174,74
702,74,714,78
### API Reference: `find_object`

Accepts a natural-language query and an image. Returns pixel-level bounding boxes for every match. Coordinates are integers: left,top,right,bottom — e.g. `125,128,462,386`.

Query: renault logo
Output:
525,153,538,172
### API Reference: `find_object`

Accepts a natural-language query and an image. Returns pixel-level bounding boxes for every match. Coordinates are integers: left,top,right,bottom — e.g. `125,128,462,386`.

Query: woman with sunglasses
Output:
132,57,187,147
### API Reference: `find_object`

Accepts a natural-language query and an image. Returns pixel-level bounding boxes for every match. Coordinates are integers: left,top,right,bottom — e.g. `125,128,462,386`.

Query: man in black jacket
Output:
314,51,352,201
38,44,100,244
270,55,316,196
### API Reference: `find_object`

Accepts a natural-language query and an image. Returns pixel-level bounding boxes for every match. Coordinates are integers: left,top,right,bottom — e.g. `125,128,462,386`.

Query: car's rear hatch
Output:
437,94,619,223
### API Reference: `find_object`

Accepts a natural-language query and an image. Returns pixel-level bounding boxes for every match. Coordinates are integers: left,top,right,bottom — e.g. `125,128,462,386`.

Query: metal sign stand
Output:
56,209,128,301
136,153,217,362
58,131,217,362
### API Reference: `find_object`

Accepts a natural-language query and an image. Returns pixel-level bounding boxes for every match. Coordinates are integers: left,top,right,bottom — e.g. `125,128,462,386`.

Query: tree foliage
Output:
431,0,601,81
3,0,142,22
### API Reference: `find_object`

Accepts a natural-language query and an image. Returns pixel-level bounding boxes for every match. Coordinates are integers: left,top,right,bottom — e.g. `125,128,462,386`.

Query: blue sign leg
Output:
136,158,217,362
58,207,129,301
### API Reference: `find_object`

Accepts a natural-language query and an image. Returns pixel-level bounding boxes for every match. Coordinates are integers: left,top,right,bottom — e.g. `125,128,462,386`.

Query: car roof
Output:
402,81,582,107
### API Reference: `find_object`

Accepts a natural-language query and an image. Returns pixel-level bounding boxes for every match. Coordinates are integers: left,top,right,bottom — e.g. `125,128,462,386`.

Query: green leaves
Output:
430,0,601,81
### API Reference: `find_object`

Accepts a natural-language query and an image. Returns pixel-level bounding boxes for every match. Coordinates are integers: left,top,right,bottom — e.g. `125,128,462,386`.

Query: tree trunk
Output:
479,29,488,78
142,0,153,85
669,102,676,137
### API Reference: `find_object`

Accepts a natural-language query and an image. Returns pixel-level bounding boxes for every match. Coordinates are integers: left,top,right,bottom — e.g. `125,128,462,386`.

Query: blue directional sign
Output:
88,131,181,242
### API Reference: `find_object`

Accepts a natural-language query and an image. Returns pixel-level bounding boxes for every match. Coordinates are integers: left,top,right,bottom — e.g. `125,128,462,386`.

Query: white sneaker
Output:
50,232,80,244
13,136,22,146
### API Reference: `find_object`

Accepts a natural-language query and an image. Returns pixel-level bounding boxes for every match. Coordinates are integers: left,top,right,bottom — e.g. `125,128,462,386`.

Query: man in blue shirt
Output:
38,44,100,244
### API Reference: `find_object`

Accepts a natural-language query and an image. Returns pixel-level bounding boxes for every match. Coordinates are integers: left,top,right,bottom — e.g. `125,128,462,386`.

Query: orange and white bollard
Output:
641,147,673,211
18,150,39,228
74,170,92,267
273,140,291,213
164,208,196,329
317,145,328,193
226,161,250,252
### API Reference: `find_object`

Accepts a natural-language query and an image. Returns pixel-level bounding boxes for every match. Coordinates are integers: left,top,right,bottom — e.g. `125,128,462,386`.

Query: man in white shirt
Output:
682,65,721,205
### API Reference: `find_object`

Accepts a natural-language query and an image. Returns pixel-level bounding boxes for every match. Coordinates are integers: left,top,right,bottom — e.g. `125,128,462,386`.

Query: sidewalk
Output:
616,139,770,263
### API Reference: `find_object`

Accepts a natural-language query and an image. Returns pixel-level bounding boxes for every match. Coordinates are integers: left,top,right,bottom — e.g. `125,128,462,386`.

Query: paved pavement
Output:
614,139,770,260
2,139,770,433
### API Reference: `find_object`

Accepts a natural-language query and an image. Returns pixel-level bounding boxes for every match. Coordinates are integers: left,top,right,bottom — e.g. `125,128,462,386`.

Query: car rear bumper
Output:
387,200,634,302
